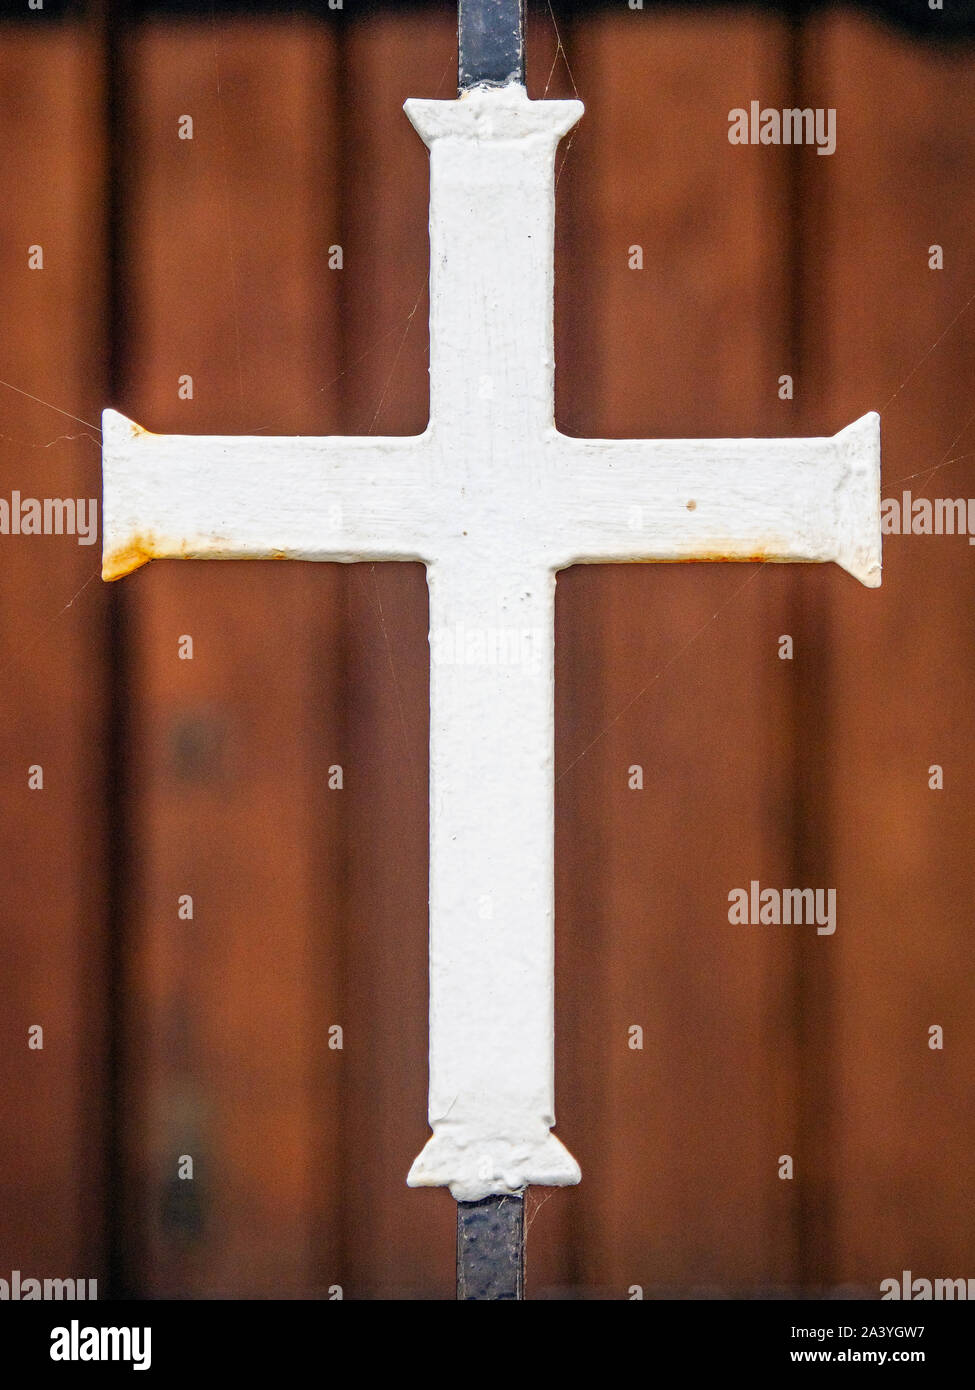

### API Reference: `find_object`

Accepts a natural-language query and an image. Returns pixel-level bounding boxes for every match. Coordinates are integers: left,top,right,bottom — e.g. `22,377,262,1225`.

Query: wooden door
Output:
0,1,971,1298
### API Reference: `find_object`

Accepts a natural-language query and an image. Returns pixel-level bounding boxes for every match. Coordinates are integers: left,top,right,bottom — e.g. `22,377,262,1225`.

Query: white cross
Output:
102,84,881,1203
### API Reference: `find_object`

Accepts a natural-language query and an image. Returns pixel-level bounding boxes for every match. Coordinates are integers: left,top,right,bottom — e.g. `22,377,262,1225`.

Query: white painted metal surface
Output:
102,84,881,1202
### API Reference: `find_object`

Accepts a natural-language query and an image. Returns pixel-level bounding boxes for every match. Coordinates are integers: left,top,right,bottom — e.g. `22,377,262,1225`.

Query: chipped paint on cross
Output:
101,83,881,1203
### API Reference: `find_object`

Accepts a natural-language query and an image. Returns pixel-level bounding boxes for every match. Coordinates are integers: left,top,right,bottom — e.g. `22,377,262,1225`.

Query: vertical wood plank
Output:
338,5,456,1299
0,19,107,1282
549,8,805,1295
805,11,975,1289
119,16,347,1296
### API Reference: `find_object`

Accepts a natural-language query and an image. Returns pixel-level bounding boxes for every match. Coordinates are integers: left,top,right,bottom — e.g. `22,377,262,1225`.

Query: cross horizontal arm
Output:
100,409,437,581
544,412,882,587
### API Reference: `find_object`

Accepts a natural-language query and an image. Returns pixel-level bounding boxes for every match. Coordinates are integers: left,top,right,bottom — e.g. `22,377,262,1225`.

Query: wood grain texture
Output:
336,5,455,1299
548,8,809,1296
118,17,347,1296
804,10,975,1290
0,23,107,1281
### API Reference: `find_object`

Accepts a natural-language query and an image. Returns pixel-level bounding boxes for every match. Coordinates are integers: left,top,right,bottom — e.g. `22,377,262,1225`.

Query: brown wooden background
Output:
1,1,973,1298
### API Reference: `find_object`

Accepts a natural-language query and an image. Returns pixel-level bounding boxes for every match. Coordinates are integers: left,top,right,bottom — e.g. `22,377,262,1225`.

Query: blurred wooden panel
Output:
0,25,107,1280
118,17,347,1295
337,5,455,1300
807,12,975,1289
549,10,807,1295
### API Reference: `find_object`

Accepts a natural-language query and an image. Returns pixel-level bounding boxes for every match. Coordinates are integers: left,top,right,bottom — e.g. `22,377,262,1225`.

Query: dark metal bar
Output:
99,0,136,1301
459,0,526,91
457,1195,525,1299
